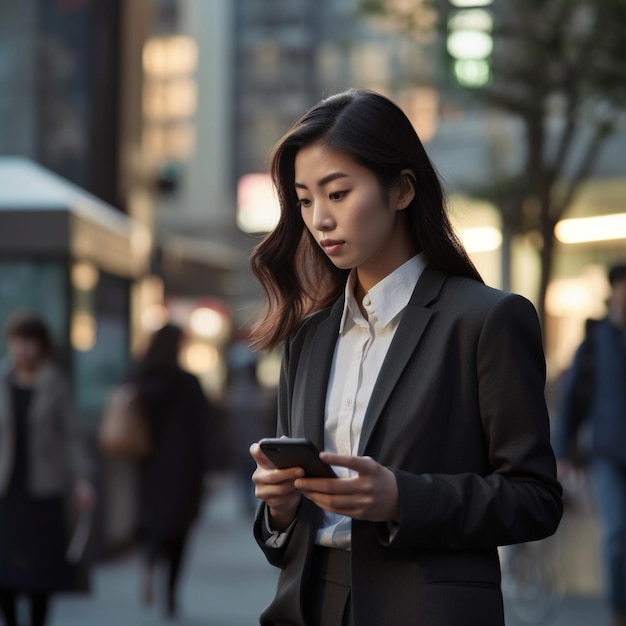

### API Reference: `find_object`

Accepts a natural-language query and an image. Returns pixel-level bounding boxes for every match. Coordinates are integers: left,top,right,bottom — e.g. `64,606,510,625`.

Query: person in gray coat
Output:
0,312,95,626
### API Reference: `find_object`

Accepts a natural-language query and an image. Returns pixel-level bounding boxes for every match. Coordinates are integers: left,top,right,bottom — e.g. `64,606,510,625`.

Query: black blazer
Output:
254,265,563,626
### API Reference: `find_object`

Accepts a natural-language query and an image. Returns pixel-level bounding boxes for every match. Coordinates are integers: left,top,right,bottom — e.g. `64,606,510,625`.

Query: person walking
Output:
248,88,563,626
0,312,95,626
131,323,213,620
555,262,626,626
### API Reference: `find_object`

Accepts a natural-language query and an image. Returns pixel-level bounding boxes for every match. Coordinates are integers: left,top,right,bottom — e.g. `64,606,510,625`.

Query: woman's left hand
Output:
294,453,399,523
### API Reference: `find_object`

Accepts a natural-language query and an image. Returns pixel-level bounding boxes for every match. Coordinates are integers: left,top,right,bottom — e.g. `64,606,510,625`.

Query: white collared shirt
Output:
316,253,427,549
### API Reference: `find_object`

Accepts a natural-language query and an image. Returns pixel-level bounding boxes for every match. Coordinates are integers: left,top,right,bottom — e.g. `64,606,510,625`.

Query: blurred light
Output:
71,313,96,351
166,122,196,159
190,307,227,339
398,87,439,142
450,0,493,6
141,304,169,332
448,9,492,32
555,213,626,243
454,59,491,87
237,173,280,233
143,36,198,78
447,30,493,59
460,226,502,252
72,262,99,291
447,6,493,88
546,281,590,316
183,342,219,374
257,352,281,388
143,78,197,120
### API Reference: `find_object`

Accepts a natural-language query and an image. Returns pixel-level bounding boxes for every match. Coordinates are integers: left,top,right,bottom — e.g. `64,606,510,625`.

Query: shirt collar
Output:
339,254,427,334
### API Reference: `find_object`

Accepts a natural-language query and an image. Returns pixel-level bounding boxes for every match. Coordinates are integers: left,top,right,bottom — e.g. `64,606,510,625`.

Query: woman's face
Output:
294,143,415,291
7,336,44,372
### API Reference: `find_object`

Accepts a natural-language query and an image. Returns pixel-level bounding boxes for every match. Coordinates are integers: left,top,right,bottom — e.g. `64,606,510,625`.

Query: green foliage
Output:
484,0,626,118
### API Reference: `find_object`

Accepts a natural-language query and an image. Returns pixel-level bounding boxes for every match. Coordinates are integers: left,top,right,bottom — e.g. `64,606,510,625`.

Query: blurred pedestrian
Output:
555,262,626,626
223,341,276,517
0,312,95,626
130,323,213,620
248,88,563,626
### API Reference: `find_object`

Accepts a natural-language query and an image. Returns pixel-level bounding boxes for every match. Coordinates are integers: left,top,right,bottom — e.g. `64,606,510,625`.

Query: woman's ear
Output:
395,169,416,210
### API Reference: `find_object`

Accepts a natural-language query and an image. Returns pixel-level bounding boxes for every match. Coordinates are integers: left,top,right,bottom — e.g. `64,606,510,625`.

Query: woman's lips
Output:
320,239,345,255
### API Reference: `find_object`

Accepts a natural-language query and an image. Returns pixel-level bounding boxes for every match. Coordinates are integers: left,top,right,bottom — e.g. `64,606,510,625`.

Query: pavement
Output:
40,474,609,626
48,475,278,626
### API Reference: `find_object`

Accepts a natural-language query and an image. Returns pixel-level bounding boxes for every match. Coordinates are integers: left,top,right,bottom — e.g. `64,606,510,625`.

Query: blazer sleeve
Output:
380,293,563,551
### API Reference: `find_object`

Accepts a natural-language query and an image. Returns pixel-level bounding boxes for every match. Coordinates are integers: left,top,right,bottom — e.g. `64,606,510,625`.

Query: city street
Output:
49,476,278,626
44,475,609,626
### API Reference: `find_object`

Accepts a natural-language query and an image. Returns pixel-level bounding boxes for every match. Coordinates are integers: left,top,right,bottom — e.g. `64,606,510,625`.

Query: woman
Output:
0,312,95,626
131,323,212,620
248,89,563,626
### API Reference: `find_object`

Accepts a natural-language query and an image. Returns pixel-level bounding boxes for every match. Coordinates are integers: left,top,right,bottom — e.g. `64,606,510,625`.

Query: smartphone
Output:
259,438,338,478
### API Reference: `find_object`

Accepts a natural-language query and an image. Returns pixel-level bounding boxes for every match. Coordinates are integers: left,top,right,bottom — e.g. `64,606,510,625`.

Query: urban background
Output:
0,0,624,624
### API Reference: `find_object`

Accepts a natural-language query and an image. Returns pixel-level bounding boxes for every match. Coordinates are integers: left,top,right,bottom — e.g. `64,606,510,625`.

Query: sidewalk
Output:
49,475,278,626
46,474,609,626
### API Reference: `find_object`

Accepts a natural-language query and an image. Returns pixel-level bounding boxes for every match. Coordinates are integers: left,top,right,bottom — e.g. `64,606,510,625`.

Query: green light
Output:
453,59,491,87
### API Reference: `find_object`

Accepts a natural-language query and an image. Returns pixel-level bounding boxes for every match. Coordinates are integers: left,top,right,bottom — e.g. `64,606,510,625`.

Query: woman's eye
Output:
298,198,311,208
329,191,346,201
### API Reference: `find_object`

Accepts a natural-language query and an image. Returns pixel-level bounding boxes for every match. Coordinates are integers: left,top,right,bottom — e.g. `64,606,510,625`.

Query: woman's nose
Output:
312,202,334,232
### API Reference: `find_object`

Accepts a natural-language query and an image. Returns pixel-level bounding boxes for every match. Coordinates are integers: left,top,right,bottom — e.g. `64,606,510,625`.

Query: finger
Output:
319,453,377,474
250,442,278,470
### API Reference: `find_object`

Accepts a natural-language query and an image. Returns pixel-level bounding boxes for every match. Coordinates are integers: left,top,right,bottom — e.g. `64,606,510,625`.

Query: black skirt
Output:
0,494,74,592
0,382,74,593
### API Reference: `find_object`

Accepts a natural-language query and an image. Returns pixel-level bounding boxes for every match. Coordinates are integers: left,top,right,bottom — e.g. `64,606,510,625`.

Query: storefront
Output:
0,157,153,551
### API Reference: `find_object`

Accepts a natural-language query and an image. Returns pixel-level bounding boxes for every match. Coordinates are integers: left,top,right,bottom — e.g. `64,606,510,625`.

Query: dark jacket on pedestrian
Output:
133,365,212,543
554,316,626,468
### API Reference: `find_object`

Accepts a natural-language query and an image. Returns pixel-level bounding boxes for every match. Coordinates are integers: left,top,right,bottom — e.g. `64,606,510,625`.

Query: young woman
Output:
0,312,95,626
130,323,213,620
248,89,563,626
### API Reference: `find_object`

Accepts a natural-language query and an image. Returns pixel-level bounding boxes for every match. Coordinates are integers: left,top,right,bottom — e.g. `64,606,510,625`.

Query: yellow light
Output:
71,313,97,352
143,78,197,121
141,305,169,332
555,213,626,243
183,343,219,374
143,36,198,78
460,226,502,252
72,262,99,291
190,307,227,339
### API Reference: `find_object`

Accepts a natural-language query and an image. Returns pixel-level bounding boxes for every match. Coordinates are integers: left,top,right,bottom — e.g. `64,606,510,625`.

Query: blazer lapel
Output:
301,299,343,449
358,265,447,455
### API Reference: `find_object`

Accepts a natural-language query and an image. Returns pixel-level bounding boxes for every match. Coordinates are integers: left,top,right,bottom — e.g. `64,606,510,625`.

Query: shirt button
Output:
344,398,352,407
363,296,371,306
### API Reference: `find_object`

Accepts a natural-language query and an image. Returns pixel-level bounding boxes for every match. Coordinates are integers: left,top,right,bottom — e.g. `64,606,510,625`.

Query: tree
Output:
360,0,626,330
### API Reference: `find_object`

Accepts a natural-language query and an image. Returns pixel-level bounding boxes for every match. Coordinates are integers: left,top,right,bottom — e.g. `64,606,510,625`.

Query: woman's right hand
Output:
249,442,304,531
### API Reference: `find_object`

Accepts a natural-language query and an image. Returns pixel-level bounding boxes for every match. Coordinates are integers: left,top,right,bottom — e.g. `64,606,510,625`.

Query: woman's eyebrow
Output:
294,172,349,189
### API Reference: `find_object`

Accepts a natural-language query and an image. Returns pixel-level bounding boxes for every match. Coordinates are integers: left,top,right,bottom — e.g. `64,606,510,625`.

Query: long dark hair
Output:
250,88,482,349
141,323,183,370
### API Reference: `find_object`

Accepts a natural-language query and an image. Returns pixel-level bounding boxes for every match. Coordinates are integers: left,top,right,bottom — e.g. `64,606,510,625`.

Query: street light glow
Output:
555,213,626,243
449,0,493,6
